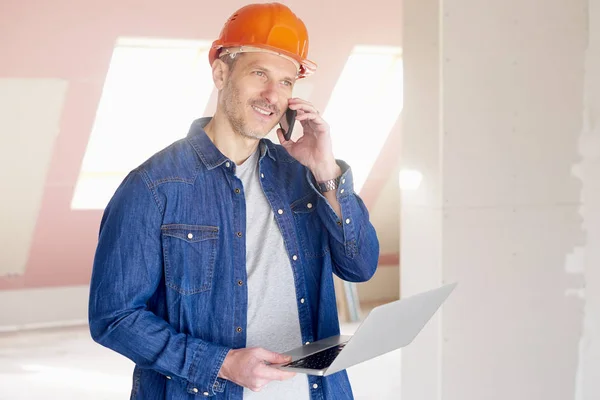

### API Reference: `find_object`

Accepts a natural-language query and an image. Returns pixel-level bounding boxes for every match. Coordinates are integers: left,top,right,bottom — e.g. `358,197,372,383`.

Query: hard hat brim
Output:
210,41,317,78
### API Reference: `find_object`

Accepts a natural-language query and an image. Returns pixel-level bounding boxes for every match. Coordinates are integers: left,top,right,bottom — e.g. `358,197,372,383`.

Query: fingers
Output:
276,127,285,143
287,99,328,132
260,365,297,382
247,377,269,392
247,369,296,393
295,112,320,122
288,97,318,111
258,348,293,364
288,99,320,117
239,348,297,392
253,362,296,384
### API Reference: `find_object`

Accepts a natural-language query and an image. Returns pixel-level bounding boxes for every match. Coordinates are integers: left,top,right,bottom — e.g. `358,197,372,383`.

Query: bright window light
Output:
323,45,403,194
399,168,423,191
71,37,215,210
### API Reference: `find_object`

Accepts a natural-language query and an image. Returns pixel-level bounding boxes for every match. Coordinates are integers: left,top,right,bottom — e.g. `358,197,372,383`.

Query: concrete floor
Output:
0,323,400,399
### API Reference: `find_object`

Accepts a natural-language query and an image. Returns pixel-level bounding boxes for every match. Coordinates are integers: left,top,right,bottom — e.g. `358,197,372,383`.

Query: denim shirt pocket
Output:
291,193,329,259
161,224,219,295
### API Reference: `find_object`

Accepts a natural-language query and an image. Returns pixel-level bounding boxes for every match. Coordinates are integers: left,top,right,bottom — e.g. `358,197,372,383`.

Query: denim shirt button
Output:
312,384,318,389
187,233,193,239
300,298,305,304
225,162,231,168
307,203,313,209
277,209,284,215
292,255,298,261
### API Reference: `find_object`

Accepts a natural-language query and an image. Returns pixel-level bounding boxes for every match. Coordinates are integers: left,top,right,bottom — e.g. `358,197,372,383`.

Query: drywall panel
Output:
0,78,68,277
442,207,584,400
0,285,89,331
574,0,600,398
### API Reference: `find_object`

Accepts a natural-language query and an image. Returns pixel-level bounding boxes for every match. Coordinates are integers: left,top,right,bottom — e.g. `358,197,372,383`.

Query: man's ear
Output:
211,59,228,91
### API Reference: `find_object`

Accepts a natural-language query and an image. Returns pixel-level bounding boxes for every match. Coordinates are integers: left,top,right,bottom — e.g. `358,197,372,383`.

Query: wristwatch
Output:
317,176,341,193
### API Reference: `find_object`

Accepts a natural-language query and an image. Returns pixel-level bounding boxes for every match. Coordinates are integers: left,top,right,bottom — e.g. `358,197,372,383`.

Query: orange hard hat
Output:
209,2,317,78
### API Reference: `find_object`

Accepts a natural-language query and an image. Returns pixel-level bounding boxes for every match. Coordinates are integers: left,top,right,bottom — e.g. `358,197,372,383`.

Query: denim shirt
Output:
88,117,380,399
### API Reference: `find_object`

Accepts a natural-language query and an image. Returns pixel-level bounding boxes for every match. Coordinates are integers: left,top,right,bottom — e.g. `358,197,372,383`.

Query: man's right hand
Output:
218,348,297,392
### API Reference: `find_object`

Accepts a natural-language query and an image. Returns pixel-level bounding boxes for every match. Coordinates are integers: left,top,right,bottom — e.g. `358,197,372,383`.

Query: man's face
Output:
220,52,297,140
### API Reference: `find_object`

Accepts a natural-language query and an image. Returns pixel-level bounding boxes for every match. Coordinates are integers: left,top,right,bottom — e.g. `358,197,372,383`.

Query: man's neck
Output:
204,111,261,165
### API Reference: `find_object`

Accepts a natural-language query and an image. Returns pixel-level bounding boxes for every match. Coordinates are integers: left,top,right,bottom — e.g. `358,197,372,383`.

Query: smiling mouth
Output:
252,105,275,117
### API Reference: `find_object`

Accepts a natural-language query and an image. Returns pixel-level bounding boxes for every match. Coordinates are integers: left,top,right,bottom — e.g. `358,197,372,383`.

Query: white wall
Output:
401,0,599,399
0,79,67,276
575,1,600,398
399,0,444,398
0,286,89,332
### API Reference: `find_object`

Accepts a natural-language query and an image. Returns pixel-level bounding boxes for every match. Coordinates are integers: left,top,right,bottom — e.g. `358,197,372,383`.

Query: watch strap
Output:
317,176,341,193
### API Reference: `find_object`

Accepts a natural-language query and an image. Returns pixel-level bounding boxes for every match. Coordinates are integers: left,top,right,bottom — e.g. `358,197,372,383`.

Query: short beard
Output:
222,79,279,140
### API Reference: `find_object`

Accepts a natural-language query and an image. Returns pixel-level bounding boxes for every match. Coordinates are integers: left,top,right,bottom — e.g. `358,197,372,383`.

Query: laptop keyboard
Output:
283,344,346,370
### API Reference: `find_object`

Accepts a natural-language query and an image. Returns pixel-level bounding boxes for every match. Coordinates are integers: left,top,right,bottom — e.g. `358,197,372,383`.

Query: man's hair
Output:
220,52,242,72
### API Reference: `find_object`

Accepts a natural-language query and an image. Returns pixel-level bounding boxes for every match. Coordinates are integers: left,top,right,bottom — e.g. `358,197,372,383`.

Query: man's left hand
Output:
276,98,341,182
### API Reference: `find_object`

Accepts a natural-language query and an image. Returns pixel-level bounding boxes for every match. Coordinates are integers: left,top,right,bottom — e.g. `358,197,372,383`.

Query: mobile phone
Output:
279,108,297,141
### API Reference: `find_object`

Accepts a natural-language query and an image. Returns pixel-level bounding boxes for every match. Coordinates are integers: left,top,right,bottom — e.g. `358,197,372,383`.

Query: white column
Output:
575,1,600,398
399,0,444,398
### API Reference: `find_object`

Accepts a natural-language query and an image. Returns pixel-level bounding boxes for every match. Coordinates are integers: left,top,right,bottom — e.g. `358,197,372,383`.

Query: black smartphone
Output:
279,108,297,141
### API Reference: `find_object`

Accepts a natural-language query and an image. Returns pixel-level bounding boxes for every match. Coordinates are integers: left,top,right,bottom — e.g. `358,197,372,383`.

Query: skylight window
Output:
323,45,403,194
71,37,214,209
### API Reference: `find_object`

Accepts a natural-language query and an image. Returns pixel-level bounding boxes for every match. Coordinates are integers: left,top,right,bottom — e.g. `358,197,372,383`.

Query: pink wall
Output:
0,0,402,290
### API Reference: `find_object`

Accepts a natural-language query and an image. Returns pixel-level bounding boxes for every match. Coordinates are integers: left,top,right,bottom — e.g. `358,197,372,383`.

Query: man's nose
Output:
261,81,279,105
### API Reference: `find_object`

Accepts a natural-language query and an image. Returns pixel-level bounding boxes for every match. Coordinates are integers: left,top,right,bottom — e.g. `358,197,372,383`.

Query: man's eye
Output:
254,71,265,77
283,80,293,87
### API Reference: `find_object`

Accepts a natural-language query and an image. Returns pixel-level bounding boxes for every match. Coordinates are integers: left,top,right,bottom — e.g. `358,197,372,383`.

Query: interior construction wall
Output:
575,0,600,398
401,0,598,399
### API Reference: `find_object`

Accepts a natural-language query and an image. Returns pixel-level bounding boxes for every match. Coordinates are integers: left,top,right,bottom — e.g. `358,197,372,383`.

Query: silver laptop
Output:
274,282,457,376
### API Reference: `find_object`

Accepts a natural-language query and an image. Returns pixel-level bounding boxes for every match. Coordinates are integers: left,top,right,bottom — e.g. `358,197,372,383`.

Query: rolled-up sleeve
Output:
305,160,380,282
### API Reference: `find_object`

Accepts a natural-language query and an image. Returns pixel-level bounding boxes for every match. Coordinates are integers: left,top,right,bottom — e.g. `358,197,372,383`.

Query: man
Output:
88,2,379,399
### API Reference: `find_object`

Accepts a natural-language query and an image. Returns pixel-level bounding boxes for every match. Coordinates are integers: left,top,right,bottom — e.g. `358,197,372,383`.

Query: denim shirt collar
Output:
186,117,277,170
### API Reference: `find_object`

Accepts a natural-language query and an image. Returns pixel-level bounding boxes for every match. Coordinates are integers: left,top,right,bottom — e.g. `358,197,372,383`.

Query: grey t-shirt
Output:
235,146,310,399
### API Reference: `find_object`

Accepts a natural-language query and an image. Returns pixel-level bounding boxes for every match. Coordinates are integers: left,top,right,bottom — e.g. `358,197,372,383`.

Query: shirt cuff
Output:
186,342,231,396
306,160,358,256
